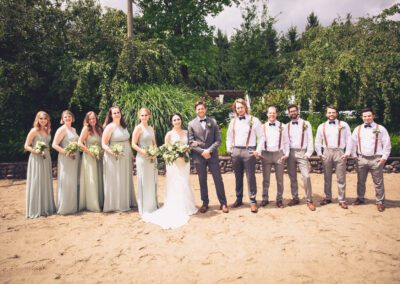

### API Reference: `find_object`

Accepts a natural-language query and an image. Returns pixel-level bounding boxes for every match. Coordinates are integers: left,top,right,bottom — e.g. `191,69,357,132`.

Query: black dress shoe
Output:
220,204,229,213
260,200,269,207
352,198,365,206
320,198,332,206
276,200,284,208
232,200,243,208
287,198,300,206
199,204,209,213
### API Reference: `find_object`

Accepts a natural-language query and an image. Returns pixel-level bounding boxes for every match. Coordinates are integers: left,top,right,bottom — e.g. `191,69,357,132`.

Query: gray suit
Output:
188,117,227,206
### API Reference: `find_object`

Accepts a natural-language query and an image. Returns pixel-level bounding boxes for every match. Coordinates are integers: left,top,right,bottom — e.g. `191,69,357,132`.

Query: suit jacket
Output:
188,117,221,162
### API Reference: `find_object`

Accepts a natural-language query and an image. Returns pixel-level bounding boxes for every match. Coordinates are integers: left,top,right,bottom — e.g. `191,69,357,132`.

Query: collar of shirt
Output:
266,120,279,127
198,116,207,122
291,118,302,125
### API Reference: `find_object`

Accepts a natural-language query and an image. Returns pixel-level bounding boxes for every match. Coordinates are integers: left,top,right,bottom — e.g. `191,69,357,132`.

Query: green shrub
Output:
390,134,400,156
218,126,228,156
113,83,197,145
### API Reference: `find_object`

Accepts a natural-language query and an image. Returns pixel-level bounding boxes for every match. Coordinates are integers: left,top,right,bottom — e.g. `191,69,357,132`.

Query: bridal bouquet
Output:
33,141,47,159
159,142,191,165
110,143,124,160
87,144,103,160
145,145,160,163
64,141,79,160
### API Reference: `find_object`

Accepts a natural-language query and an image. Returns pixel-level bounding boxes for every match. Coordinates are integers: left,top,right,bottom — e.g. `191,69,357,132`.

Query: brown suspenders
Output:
323,120,342,148
288,120,306,148
357,124,380,155
232,115,253,148
263,122,282,150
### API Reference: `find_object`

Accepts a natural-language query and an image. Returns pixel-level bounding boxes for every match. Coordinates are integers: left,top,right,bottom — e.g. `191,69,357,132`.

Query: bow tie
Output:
200,119,206,123
329,121,335,125
239,116,246,120
364,124,372,128
292,121,298,125
269,123,275,126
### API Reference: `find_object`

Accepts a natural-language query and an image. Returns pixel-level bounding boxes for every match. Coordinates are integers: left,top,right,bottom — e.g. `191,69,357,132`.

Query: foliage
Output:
218,126,228,156
112,83,197,145
390,134,400,157
203,97,232,127
137,0,237,82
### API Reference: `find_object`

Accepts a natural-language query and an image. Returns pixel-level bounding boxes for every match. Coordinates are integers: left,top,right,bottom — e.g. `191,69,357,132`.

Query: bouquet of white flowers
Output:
110,143,124,160
33,141,47,159
87,144,103,160
145,145,160,163
159,142,191,165
64,141,79,160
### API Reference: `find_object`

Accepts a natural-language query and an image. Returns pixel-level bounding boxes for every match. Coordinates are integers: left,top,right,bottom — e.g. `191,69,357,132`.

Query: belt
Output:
233,146,256,150
359,154,382,159
324,148,344,151
290,148,305,152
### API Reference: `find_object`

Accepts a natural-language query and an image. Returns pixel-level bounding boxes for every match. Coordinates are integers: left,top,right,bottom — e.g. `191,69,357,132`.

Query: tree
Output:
306,11,320,31
136,0,237,82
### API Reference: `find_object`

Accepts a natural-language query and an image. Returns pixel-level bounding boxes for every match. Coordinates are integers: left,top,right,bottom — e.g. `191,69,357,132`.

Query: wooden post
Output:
127,0,133,38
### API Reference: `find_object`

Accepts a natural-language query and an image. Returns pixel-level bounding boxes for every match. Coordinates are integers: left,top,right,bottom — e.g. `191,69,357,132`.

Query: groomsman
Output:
188,101,228,213
286,104,316,211
226,98,264,213
315,105,352,209
351,108,391,212
259,106,289,208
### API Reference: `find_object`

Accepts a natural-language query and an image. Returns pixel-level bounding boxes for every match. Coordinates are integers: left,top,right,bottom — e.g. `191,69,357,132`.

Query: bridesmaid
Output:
102,106,137,212
131,108,158,215
52,110,80,215
78,111,104,212
24,111,56,218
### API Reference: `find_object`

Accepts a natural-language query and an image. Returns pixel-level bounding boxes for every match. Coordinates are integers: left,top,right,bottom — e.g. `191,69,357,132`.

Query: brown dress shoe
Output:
220,204,229,213
260,200,269,207
352,198,365,205
307,201,316,211
377,203,385,212
250,203,258,213
288,198,300,206
320,198,332,206
339,202,348,209
232,200,243,208
199,204,209,213
276,200,284,208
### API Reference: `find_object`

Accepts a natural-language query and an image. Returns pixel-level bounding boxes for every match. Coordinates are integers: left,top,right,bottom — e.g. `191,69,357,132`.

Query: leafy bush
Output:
218,126,228,156
204,97,232,127
390,134,400,156
113,83,197,145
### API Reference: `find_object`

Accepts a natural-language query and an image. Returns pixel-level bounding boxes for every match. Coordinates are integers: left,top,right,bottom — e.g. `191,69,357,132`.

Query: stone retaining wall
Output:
1,157,400,179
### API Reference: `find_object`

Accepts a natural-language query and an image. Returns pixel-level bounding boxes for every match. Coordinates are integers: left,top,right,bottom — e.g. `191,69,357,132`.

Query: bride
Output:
142,113,198,229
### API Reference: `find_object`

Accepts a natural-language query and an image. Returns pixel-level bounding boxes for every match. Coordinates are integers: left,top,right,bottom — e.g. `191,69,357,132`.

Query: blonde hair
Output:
138,108,151,119
83,111,102,135
60,110,75,124
33,111,51,134
232,98,249,115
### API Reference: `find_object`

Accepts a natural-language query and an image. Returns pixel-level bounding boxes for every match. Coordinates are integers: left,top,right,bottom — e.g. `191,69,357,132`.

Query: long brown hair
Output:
231,98,249,115
83,111,103,135
33,111,51,134
103,106,127,129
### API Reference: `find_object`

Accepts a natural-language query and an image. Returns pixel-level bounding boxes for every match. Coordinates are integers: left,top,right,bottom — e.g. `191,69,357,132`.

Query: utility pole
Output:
127,0,133,38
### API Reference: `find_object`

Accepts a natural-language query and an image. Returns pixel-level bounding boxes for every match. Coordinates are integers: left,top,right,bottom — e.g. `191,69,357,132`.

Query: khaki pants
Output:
287,149,313,201
356,155,385,204
322,148,346,202
261,150,284,202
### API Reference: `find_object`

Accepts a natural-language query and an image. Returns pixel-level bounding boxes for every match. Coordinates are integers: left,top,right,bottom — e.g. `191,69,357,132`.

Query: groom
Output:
188,100,229,213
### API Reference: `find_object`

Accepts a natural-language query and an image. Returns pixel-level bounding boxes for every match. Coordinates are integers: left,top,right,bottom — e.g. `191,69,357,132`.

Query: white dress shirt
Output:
351,122,391,160
226,114,264,153
315,119,352,156
197,116,207,130
259,120,289,156
285,118,314,157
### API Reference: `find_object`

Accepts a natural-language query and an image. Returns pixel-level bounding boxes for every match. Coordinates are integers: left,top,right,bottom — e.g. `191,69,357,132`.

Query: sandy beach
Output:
1,172,400,283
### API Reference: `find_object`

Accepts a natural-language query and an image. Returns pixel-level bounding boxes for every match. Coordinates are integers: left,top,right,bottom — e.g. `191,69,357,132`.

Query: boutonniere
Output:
302,122,308,130
339,125,346,131
372,128,381,134
279,124,284,132
206,122,212,128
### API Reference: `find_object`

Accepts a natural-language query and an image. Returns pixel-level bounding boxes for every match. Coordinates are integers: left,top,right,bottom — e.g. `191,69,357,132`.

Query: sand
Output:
1,172,400,283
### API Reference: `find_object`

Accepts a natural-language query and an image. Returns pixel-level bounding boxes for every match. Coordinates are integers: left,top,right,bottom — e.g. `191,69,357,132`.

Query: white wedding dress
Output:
142,131,198,229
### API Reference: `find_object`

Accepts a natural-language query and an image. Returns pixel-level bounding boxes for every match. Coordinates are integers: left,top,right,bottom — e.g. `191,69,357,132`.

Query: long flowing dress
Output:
79,135,103,212
57,128,80,215
142,131,198,229
26,133,56,218
103,126,137,212
136,125,158,214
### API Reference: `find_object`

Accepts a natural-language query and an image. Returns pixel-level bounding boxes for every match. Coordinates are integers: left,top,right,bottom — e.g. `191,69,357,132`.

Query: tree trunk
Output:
127,0,133,38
